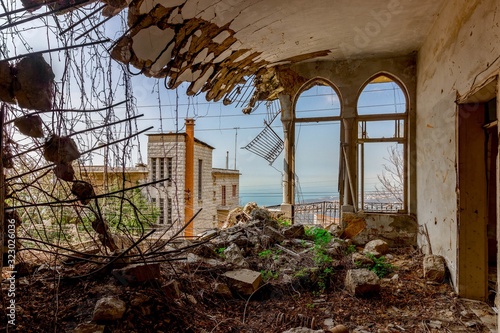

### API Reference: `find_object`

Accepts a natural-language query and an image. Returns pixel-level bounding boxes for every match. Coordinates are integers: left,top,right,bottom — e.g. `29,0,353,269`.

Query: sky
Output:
1,3,407,208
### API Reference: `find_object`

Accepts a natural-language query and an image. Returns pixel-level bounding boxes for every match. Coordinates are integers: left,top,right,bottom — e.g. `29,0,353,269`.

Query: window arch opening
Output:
356,74,408,213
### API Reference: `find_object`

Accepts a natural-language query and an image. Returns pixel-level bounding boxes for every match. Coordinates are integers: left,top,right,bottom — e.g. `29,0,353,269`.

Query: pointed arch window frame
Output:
355,72,409,213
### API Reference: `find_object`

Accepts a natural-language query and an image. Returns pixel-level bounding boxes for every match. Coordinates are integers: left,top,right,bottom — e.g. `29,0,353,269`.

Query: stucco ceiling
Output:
106,0,446,103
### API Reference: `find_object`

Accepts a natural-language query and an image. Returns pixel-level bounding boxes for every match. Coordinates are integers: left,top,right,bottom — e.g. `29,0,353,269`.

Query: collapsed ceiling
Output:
23,0,446,108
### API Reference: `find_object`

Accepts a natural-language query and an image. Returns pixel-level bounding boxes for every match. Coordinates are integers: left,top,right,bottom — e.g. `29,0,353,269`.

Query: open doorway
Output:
457,81,497,301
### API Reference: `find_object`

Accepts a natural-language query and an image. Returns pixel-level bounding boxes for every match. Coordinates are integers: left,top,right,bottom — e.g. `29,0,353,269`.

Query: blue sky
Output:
122,79,405,207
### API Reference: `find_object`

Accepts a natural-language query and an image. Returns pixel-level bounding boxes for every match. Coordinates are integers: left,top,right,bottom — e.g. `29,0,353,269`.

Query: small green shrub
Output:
366,253,394,278
305,227,333,246
260,270,279,281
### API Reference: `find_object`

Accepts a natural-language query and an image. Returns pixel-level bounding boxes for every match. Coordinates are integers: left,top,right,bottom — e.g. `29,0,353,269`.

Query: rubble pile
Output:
6,204,490,333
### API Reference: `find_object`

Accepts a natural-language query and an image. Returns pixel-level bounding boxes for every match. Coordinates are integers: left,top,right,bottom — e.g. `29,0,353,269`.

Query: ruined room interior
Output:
0,0,499,332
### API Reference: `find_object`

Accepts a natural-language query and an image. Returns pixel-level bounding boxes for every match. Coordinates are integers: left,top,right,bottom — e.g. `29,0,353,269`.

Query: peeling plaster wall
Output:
416,0,500,288
343,213,418,247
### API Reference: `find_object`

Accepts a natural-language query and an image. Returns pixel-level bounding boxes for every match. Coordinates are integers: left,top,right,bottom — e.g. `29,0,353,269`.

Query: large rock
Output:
223,269,262,296
345,269,381,296
363,239,389,257
92,296,126,321
423,254,446,282
112,263,160,285
223,243,248,267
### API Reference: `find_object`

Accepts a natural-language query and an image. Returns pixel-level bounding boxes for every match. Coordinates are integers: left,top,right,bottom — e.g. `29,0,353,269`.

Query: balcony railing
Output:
267,200,404,226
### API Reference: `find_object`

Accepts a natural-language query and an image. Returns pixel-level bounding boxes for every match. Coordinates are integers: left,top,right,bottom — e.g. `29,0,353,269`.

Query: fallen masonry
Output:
5,204,493,332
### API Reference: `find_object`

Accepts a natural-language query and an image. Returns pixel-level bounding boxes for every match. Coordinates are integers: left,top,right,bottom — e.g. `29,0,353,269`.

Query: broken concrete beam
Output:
112,263,161,285
345,268,381,297
223,268,262,296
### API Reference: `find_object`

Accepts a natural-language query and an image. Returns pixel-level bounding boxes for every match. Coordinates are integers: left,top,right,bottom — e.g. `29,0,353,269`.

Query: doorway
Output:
457,88,497,301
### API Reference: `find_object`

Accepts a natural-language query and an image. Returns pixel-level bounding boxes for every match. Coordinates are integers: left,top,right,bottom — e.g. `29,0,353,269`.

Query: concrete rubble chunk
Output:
223,268,262,296
73,322,105,333
92,296,126,322
283,224,305,238
423,254,446,283
243,202,258,214
223,243,249,267
345,268,381,296
112,263,160,285
214,282,233,297
264,225,285,243
363,239,389,257
352,252,374,267
251,207,272,221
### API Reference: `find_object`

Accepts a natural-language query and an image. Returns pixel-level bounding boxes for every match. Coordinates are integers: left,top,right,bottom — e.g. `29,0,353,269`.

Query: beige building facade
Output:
146,119,240,235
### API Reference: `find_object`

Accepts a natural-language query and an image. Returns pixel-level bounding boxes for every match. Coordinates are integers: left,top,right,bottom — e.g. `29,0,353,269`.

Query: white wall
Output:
416,0,500,287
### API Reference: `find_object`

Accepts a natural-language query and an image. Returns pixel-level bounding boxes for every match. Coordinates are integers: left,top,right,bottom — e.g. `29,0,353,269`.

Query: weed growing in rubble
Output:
258,249,273,258
277,217,292,227
345,244,357,255
365,253,394,278
260,270,279,281
216,247,226,258
258,248,282,260
304,227,335,292
305,227,333,246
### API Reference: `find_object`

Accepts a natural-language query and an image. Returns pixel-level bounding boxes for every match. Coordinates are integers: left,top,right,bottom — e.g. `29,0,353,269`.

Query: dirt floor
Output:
0,230,497,333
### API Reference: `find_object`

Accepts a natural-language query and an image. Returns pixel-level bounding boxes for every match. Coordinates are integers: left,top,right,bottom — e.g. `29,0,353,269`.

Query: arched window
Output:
356,74,408,213
295,79,341,119
292,80,342,222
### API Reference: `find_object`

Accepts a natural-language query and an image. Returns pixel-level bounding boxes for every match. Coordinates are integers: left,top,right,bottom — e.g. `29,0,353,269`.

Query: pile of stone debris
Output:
66,203,469,333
